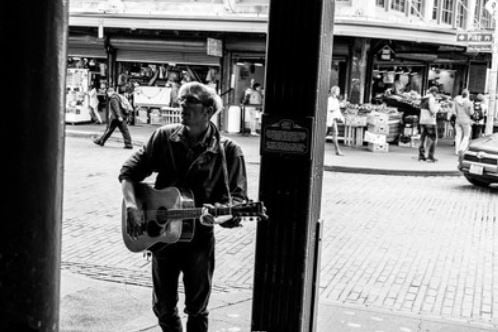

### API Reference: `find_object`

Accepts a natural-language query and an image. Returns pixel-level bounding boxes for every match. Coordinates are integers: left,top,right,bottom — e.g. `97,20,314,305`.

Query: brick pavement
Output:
62,136,498,330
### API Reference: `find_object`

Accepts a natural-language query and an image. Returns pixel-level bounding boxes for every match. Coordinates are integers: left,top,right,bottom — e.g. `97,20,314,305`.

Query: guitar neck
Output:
161,206,232,220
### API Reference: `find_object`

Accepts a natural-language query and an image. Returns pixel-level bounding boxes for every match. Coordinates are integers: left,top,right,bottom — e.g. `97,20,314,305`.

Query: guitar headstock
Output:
231,201,268,222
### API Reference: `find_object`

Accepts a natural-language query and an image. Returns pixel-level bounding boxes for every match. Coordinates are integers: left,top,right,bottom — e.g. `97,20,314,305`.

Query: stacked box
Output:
364,131,387,145
367,112,389,127
366,112,389,152
364,130,389,152
368,124,389,135
364,111,402,150
368,142,389,152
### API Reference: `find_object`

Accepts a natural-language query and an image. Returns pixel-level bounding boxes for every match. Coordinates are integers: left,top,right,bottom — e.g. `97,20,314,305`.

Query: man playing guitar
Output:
119,82,248,332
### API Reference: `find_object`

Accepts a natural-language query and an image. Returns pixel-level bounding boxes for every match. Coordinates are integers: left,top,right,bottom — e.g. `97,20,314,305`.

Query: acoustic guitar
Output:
122,183,267,252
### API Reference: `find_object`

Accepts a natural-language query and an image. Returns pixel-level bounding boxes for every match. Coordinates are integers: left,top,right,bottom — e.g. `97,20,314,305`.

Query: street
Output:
62,136,498,330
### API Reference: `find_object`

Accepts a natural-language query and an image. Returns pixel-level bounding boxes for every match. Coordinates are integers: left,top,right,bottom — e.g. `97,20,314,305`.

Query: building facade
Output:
68,0,495,127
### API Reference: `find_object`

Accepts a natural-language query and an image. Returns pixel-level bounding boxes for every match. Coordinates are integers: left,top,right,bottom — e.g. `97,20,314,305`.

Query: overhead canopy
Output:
70,13,464,46
68,36,106,58
111,38,221,66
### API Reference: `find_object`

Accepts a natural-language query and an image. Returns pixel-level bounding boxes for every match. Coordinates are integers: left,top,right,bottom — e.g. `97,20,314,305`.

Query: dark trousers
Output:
471,123,483,139
419,124,437,160
152,237,215,332
95,118,132,146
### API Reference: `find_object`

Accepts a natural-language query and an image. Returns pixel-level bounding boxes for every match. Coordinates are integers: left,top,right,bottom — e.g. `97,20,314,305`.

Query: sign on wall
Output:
207,38,223,57
261,116,314,159
457,31,494,53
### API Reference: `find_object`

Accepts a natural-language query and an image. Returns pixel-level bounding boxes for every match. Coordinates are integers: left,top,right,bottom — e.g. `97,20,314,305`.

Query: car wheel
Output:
464,174,491,187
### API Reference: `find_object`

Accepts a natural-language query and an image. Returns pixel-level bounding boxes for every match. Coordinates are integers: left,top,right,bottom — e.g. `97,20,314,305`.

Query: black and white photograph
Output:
2,0,498,331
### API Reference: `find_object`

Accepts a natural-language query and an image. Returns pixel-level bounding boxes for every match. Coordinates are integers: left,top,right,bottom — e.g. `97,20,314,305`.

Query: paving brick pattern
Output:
62,137,497,328
320,173,498,328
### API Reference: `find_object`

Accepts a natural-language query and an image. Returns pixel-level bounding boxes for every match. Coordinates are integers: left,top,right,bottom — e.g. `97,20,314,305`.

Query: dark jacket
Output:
108,93,129,121
119,122,248,242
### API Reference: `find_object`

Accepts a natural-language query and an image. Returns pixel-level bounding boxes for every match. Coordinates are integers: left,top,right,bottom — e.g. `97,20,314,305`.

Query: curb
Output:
324,165,461,177
67,130,461,177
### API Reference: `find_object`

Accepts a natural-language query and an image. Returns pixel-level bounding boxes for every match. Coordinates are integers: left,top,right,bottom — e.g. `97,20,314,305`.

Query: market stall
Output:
327,92,454,153
133,85,181,125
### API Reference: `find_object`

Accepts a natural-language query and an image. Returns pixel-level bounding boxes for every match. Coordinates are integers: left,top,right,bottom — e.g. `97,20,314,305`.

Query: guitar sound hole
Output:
156,207,168,226
147,220,161,237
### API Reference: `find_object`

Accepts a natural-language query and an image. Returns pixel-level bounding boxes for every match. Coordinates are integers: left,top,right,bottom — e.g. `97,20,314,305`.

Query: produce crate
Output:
368,143,389,152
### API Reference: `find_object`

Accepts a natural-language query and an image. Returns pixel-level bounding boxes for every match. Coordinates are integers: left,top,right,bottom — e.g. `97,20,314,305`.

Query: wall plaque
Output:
261,115,314,159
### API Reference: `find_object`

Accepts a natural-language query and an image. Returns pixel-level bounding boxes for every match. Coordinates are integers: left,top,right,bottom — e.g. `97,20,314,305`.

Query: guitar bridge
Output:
178,219,195,242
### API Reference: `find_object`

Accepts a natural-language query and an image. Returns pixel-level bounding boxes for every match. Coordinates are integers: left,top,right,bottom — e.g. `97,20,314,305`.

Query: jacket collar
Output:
169,122,221,154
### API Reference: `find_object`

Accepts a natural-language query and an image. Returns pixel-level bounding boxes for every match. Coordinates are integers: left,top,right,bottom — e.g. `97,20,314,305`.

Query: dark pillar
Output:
1,1,67,331
252,1,334,331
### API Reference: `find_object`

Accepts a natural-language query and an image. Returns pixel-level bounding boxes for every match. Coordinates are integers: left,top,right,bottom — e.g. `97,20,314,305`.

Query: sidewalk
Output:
61,270,495,331
66,122,461,176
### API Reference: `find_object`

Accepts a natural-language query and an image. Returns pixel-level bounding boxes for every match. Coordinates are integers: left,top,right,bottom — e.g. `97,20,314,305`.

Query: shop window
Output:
432,0,455,24
410,0,424,16
475,0,493,29
376,0,386,8
391,0,406,12
432,0,439,20
441,0,454,24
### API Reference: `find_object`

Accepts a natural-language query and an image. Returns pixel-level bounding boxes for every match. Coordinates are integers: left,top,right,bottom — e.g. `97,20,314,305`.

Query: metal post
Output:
0,1,67,330
485,8,498,135
251,0,334,331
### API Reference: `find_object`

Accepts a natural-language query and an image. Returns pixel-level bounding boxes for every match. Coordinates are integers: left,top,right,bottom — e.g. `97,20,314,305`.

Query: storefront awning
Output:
333,18,460,46
111,38,221,66
68,36,107,58
70,13,463,47
69,13,268,34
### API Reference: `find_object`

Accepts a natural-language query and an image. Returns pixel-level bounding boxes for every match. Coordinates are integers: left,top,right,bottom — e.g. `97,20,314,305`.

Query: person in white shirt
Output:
88,81,103,124
326,86,344,156
418,86,440,162
453,89,474,154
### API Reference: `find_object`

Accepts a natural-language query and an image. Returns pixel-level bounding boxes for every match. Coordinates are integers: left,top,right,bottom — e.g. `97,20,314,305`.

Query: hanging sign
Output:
207,38,223,57
379,45,394,61
457,31,494,43
261,115,314,159
457,31,493,53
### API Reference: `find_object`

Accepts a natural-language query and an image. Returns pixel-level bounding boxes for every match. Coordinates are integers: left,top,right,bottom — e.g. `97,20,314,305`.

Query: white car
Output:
458,133,498,187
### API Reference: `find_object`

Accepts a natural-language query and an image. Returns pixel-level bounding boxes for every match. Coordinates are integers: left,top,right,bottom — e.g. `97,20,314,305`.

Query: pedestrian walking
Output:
93,85,133,149
326,85,344,156
119,82,248,332
418,86,440,162
453,89,474,154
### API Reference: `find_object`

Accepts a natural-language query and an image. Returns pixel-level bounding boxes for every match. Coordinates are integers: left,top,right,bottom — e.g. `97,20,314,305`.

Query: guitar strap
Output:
219,138,232,205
